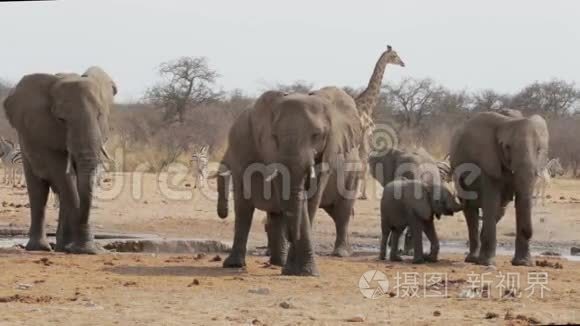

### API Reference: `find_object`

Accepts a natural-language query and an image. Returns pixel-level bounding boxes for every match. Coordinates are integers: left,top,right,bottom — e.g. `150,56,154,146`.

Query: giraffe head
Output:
385,45,405,67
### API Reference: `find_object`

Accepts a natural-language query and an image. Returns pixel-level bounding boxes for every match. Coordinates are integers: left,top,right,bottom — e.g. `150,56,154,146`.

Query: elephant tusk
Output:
310,165,316,179
65,153,72,174
219,170,232,177
101,146,112,162
208,169,231,179
265,168,278,182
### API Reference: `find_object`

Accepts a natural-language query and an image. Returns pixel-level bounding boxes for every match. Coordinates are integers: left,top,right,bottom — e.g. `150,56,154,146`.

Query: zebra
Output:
191,145,209,189
0,137,23,186
534,158,565,206
436,153,453,184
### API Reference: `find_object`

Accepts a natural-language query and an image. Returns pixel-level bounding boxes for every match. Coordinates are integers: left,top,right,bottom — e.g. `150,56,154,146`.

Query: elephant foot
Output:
332,244,352,257
511,255,533,267
223,253,246,268
412,257,425,264
378,254,386,261
464,253,479,263
358,195,367,200
25,238,52,252
390,255,403,262
65,241,102,255
282,261,319,277
425,254,438,263
269,254,286,267
476,255,496,266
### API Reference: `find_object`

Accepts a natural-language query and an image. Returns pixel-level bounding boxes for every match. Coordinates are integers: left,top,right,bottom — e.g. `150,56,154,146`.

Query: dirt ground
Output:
0,172,579,325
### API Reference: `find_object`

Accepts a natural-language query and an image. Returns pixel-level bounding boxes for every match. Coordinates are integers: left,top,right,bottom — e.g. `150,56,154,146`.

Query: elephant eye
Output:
311,132,322,142
272,134,279,148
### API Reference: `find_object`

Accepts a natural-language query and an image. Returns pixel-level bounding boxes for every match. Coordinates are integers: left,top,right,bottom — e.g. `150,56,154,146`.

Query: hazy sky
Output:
1,0,579,102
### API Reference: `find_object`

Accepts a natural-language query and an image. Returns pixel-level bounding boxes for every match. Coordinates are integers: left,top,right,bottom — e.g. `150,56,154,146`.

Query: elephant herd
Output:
2,68,549,277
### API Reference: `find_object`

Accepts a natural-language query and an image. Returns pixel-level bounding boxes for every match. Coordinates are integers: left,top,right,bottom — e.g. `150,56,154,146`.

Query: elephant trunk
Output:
217,170,230,219
74,149,100,227
514,170,536,240
283,173,308,243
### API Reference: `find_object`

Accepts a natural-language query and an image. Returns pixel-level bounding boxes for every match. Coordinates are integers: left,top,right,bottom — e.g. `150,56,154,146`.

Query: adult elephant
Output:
216,87,361,276
368,147,442,187
3,67,117,254
450,112,549,266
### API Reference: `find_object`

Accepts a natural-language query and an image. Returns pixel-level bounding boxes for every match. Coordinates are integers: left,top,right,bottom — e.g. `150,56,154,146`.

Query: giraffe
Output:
355,45,405,199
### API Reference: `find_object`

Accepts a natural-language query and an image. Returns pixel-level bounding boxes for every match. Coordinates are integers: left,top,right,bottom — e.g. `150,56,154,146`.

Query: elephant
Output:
216,87,362,276
3,67,117,254
368,147,443,254
379,178,462,263
450,112,549,266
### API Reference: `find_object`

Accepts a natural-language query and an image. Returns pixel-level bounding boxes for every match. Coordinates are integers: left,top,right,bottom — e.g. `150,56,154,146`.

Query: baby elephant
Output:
380,178,462,263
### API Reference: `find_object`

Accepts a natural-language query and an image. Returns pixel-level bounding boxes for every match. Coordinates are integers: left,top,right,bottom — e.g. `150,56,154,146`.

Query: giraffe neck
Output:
355,51,389,116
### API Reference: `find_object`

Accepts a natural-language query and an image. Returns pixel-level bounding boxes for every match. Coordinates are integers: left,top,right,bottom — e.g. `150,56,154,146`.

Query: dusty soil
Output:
0,172,579,325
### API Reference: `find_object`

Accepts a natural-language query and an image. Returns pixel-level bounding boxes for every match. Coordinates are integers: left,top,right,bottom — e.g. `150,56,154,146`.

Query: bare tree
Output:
274,80,314,94
383,77,445,129
144,56,222,124
511,79,580,117
471,89,510,112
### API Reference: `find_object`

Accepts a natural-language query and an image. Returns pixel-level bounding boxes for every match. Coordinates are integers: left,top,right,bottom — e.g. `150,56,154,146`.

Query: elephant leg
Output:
52,192,60,209
325,199,354,257
54,189,73,252
409,215,425,264
423,220,439,262
389,228,403,262
282,201,319,276
402,227,414,256
266,212,288,266
512,194,534,267
379,219,391,260
52,173,82,252
358,170,368,200
478,177,501,266
22,159,51,252
51,168,99,254
223,189,255,268
463,202,481,263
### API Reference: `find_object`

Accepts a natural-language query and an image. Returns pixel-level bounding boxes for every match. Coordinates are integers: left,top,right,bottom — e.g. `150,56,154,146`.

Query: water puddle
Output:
352,239,580,261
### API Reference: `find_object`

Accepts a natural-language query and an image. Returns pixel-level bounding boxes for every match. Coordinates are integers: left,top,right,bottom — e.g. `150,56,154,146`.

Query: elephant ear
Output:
250,90,287,163
3,74,59,129
312,87,362,169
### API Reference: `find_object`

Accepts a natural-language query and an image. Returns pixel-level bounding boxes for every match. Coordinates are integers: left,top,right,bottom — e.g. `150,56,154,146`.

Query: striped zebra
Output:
534,158,564,206
436,153,453,184
0,137,23,186
191,145,209,189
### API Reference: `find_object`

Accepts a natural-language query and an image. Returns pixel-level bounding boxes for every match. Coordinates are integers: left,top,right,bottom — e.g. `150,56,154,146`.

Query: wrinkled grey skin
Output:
380,178,462,263
450,112,549,266
217,87,361,276
368,147,442,254
3,67,117,254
